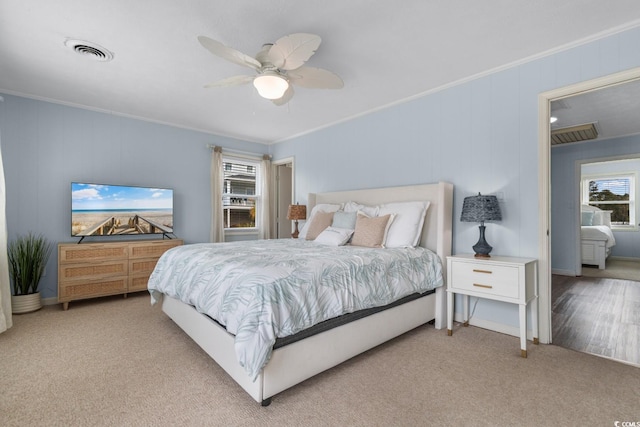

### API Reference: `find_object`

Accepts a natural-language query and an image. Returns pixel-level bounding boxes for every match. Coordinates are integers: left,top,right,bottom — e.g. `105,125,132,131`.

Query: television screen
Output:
71,182,174,237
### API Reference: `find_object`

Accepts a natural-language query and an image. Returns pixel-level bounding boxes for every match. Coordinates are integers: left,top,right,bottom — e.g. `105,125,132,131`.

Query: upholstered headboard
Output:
308,181,453,264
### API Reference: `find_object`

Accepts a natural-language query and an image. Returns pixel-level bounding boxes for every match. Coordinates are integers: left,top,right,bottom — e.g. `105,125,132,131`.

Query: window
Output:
222,157,261,229
582,173,636,228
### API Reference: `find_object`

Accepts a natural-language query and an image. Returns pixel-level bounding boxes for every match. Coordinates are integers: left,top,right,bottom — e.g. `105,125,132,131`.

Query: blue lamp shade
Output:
460,193,502,257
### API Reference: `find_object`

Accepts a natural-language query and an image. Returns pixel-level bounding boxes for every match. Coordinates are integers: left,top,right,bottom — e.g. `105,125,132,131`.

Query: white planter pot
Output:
11,292,42,314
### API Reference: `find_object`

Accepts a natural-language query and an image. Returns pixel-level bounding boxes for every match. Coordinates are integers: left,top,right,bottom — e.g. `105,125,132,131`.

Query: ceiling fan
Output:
198,33,343,105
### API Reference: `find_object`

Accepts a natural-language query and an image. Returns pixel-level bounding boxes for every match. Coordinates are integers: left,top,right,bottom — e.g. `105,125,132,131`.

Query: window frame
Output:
222,156,262,232
581,171,637,231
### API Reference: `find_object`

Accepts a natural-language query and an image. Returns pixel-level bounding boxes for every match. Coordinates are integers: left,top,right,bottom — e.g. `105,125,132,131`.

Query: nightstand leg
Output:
447,290,454,335
463,295,469,326
519,304,527,357
532,293,539,345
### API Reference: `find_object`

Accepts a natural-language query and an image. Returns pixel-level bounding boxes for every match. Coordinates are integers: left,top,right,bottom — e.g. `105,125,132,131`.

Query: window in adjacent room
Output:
222,157,261,229
581,173,636,229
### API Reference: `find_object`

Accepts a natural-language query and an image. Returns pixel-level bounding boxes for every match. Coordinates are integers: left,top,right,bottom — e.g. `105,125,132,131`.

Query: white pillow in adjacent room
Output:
581,211,594,226
378,201,430,248
314,226,354,246
298,203,342,239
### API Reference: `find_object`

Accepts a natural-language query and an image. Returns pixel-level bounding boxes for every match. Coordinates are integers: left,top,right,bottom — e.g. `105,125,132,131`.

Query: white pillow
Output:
314,226,354,246
343,201,379,217
298,203,342,239
377,201,430,248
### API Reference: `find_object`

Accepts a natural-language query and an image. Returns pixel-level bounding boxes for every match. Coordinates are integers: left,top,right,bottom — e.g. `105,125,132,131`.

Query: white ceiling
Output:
551,79,640,142
1,1,640,144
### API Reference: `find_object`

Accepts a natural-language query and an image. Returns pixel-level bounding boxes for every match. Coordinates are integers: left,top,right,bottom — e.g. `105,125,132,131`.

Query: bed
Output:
148,181,453,405
581,205,615,269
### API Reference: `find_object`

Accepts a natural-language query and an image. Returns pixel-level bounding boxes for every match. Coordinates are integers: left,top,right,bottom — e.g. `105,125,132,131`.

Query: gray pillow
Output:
332,211,357,230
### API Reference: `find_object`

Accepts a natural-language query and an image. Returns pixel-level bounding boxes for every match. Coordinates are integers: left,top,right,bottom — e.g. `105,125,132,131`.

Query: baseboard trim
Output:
609,256,640,262
552,269,576,276
42,297,58,306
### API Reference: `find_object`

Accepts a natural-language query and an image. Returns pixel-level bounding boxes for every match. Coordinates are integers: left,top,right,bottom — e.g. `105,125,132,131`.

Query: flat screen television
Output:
71,182,174,237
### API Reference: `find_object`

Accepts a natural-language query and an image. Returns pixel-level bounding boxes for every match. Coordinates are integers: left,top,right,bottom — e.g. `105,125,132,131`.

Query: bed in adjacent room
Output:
148,181,453,405
581,205,615,269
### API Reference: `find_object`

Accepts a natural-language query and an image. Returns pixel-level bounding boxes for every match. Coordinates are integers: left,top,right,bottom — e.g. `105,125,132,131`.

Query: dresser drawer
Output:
59,260,128,281
58,277,128,302
129,240,182,259
450,261,519,299
127,258,161,292
59,243,128,263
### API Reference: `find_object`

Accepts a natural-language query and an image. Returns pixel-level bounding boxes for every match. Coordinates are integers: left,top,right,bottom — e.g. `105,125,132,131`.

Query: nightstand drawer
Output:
450,262,519,299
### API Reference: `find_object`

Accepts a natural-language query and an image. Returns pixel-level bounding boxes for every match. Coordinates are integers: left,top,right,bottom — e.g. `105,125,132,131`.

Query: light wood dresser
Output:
58,239,183,310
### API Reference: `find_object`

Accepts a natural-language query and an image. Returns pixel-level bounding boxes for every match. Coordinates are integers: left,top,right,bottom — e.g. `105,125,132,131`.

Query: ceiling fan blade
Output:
288,66,344,89
272,86,294,106
204,75,254,88
198,36,261,70
268,33,321,70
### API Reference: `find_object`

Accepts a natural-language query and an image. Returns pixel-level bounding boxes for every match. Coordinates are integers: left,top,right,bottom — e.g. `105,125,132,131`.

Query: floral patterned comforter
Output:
148,239,443,380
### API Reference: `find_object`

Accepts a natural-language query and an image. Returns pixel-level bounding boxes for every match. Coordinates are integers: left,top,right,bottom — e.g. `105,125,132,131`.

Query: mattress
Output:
148,239,443,380
272,289,434,349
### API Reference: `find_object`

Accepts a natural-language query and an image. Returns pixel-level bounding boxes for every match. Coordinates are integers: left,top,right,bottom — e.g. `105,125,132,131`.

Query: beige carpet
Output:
582,258,640,281
1,294,639,427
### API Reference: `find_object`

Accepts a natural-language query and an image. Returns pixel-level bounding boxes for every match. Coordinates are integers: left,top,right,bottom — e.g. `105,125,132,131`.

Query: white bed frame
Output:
581,237,608,269
160,181,453,405
580,209,613,270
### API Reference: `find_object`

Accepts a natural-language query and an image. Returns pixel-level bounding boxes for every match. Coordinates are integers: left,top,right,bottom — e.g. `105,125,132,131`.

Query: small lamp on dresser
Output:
460,193,502,258
287,204,307,238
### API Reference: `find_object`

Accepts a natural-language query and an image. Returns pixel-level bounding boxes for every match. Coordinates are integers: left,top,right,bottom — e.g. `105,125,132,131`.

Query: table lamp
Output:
460,193,502,258
287,204,307,238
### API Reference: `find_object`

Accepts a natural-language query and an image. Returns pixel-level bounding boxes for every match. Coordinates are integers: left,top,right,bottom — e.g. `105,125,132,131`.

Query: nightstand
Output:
446,254,539,357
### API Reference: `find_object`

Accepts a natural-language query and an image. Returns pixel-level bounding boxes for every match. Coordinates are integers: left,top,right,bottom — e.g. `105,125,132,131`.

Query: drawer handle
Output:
473,269,492,274
473,283,493,289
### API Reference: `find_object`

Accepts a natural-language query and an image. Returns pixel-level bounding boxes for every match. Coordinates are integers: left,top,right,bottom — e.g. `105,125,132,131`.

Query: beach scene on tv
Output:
71,183,174,237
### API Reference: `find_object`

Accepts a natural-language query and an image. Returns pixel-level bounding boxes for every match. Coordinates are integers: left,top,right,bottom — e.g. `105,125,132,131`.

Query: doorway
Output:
272,158,294,239
539,67,640,363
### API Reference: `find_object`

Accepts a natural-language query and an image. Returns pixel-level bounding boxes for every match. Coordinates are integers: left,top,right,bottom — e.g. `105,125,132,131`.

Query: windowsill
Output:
611,225,639,232
224,228,259,235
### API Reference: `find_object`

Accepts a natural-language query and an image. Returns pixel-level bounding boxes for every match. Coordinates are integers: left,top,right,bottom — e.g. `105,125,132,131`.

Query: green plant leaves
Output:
7,232,53,296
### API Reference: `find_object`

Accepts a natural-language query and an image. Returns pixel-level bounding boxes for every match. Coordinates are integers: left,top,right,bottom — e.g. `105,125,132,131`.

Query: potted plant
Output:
8,232,53,314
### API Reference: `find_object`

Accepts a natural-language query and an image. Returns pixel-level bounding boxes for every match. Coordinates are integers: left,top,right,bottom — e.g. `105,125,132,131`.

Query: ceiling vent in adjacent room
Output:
551,122,598,145
64,39,114,62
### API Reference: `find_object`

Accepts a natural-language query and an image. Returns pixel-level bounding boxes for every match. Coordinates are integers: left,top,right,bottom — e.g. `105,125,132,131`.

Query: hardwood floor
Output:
552,274,640,366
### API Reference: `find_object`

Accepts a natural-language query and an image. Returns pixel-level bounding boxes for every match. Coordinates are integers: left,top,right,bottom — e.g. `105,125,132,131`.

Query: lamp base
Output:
472,225,493,258
474,253,491,258
291,220,300,239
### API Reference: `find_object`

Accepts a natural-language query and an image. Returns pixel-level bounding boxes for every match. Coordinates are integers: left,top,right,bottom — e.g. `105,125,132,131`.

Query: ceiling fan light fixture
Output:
253,73,289,100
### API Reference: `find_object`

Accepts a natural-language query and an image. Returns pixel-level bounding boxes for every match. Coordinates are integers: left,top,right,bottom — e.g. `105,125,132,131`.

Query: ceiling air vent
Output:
551,123,598,145
64,39,114,62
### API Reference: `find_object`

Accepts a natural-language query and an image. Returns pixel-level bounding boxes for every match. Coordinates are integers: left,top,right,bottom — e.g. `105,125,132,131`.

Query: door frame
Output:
272,156,295,238
538,67,640,344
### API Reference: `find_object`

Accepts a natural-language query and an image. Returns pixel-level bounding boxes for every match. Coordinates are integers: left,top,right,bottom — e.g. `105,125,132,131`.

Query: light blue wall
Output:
0,94,268,299
551,134,640,272
272,26,640,329
2,25,640,328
